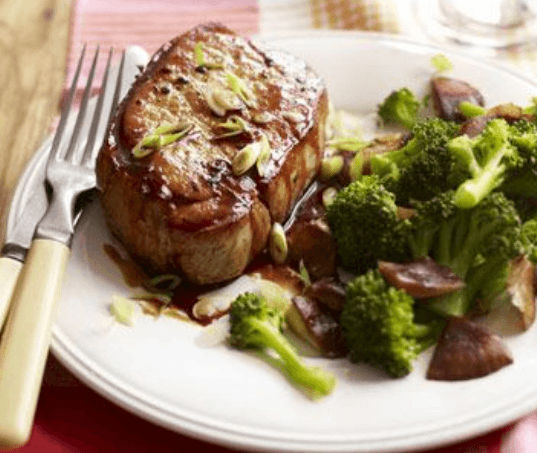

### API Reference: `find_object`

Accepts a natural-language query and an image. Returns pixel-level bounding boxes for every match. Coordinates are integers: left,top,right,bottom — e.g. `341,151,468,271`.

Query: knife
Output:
0,140,49,332
0,45,149,333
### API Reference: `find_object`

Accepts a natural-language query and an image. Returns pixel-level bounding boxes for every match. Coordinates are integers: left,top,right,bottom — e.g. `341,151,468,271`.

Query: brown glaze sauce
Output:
104,243,305,326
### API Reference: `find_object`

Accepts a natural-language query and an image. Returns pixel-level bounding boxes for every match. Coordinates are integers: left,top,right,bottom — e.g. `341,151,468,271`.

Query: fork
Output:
0,46,125,448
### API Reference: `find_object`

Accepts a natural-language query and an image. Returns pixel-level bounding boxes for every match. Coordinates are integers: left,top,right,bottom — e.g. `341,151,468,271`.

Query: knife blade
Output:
0,45,149,332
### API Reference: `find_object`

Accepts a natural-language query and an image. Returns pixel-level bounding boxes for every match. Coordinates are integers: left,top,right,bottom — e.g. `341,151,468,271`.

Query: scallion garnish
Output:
225,71,257,108
322,187,338,208
458,101,487,118
349,151,364,182
431,53,453,73
109,295,138,326
255,134,272,177
148,274,182,291
320,155,344,181
215,115,249,138
132,123,192,158
194,42,206,67
194,42,224,70
269,222,288,264
298,259,311,287
232,140,262,175
282,111,305,123
326,137,368,152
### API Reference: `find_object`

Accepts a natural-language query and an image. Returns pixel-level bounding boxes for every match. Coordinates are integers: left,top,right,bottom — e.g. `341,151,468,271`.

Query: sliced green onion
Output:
215,115,249,138
320,155,344,181
349,151,364,181
132,135,161,158
206,87,242,116
252,112,271,124
326,137,367,152
232,140,262,175
299,259,311,287
269,222,288,264
458,101,487,118
135,291,173,305
194,42,224,70
109,295,138,326
225,71,257,108
159,127,191,146
132,123,192,158
282,111,305,123
255,134,272,177
431,53,453,73
153,122,189,135
141,134,161,148
322,187,338,208
194,42,205,67
148,274,182,291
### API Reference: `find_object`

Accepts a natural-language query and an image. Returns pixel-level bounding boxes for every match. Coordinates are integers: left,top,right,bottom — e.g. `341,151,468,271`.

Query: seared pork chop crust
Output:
96,23,328,284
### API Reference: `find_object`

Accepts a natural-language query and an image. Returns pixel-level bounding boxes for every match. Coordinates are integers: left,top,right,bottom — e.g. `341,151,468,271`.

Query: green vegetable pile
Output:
327,85,537,378
226,75,537,394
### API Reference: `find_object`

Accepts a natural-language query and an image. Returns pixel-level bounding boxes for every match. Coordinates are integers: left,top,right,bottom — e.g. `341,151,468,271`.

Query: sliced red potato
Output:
287,296,348,358
459,103,532,137
286,218,337,280
481,255,536,335
430,76,485,122
486,103,525,121
303,277,346,313
504,255,536,330
426,316,513,381
378,257,465,299
396,206,416,221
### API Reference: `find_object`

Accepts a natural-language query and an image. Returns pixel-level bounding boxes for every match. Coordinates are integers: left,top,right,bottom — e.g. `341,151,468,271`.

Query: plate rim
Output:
42,29,537,453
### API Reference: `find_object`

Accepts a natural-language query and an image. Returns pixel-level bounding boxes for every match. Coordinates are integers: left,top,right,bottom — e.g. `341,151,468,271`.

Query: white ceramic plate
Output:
51,31,537,453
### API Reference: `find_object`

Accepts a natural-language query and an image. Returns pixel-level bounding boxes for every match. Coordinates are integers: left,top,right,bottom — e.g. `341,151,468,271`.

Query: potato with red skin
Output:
378,257,465,299
427,316,513,381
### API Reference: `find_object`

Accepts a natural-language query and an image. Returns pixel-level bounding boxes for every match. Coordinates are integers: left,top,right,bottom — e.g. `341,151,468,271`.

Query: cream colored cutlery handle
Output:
0,239,69,448
0,257,23,331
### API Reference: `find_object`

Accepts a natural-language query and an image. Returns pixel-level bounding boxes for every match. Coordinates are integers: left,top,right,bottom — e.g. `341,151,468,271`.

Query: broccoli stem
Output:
448,136,481,176
458,101,487,118
248,318,336,398
427,288,470,317
436,218,456,267
454,162,505,209
428,257,505,317
408,230,435,259
369,154,400,180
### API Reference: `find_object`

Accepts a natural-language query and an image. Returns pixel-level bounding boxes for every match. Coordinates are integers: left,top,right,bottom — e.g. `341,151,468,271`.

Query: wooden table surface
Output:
0,0,72,245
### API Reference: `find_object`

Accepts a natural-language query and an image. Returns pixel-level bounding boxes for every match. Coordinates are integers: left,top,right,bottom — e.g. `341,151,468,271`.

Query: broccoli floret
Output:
448,118,522,209
501,119,537,198
402,191,524,316
377,88,421,130
521,215,537,263
341,270,440,377
325,175,406,273
370,118,462,205
228,292,336,399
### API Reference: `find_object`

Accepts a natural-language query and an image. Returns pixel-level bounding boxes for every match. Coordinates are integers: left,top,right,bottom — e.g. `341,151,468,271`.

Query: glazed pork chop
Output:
96,23,328,284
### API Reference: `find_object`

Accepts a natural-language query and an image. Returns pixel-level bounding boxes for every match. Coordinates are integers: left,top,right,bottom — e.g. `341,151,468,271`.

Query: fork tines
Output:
50,45,125,167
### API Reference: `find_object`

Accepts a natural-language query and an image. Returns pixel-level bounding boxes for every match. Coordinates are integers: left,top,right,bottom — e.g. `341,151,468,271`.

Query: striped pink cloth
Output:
67,0,258,89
